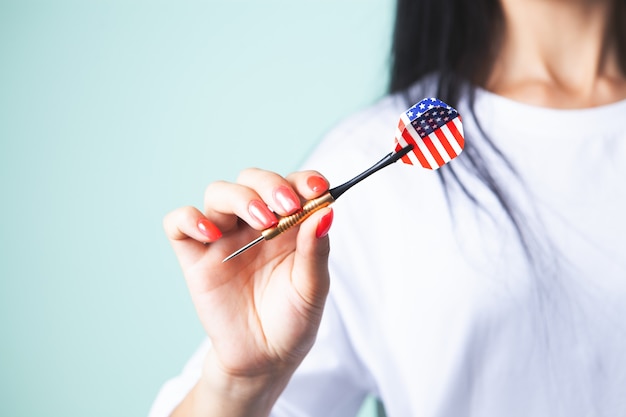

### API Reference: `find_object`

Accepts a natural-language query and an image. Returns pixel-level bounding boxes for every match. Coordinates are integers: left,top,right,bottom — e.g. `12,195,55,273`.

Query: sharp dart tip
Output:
222,235,264,263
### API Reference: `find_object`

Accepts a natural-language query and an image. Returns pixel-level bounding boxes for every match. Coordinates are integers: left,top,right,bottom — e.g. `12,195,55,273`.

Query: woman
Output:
151,0,626,415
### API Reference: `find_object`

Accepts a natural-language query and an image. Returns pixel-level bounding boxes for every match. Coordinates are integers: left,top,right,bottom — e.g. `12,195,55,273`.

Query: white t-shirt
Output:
149,85,626,417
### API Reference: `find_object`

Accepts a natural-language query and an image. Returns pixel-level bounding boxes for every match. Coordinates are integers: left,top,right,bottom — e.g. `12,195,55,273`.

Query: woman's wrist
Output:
196,349,296,417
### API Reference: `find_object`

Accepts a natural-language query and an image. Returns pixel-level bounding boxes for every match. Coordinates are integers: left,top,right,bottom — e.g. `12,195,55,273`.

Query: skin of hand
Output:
163,168,334,416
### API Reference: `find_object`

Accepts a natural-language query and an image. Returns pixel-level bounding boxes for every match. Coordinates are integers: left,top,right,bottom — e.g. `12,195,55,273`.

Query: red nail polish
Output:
273,186,300,214
248,200,278,228
307,175,328,193
315,208,334,239
197,218,222,241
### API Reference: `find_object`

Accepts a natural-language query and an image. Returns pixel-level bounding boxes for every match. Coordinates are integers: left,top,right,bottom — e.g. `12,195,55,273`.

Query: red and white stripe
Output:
394,113,465,170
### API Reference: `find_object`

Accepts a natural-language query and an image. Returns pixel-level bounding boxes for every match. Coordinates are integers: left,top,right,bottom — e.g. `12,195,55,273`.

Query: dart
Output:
222,97,465,262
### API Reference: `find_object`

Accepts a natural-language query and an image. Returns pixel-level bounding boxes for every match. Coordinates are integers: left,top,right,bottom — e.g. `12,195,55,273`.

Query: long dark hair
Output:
389,0,538,258
389,0,626,264
387,4,626,409
390,0,626,103
390,0,503,96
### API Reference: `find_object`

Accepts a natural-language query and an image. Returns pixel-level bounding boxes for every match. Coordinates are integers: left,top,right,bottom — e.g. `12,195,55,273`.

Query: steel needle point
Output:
222,235,263,263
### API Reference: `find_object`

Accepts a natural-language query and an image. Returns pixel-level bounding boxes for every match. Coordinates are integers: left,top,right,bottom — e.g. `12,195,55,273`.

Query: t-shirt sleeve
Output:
147,338,210,417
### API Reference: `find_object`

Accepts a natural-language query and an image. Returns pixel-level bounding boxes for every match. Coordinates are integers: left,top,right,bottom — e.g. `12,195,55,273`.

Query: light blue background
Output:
0,1,393,415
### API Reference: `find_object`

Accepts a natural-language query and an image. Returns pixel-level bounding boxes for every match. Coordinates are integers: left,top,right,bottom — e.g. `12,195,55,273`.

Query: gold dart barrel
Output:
222,192,335,262
262,192,335,240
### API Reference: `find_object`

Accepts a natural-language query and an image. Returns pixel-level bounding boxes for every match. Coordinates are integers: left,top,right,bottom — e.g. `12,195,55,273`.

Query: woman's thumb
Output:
291,207,333,308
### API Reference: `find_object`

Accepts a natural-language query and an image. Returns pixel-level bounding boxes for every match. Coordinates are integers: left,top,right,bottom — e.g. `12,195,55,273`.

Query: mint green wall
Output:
0,1,393,415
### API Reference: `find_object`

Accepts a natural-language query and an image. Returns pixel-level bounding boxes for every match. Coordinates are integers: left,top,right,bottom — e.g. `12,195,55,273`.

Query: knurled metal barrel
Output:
261,193,335,240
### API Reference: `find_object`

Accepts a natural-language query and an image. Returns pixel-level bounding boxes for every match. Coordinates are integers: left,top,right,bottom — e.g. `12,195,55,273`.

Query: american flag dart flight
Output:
394,97,465,169
222,97,465,262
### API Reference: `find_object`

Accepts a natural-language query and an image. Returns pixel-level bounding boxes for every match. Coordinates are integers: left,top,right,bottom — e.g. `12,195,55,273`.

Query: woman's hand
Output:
163,169,334,416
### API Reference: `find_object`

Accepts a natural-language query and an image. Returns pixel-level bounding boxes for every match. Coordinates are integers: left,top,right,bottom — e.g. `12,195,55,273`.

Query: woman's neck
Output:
486,0,626,108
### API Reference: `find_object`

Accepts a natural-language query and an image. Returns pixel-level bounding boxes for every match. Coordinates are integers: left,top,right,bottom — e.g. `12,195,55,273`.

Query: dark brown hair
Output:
389,0,626,262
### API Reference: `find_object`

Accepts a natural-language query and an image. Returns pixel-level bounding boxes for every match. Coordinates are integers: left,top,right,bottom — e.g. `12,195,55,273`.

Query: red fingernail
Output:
197,218,222,241
273,186,300,214
307,175,328,193
248,200,278,228
315,208,334,239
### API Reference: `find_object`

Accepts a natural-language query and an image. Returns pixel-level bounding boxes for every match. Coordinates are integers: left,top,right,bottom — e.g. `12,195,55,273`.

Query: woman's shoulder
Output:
299,97,397,184
314,96,403,150
311,77,441,155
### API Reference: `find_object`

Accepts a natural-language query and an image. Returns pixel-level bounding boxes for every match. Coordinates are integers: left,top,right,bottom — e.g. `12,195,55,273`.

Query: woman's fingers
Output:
238,169,330,207
234,168,330,215
162,206,222,265
285,170,330,201
235,168,303,216
164,169,332,267
203,180,279,233
201,169,329,234
163,206,222,243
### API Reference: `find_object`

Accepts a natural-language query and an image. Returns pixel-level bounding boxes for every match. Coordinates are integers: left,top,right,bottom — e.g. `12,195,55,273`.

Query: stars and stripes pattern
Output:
394,97,465,169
